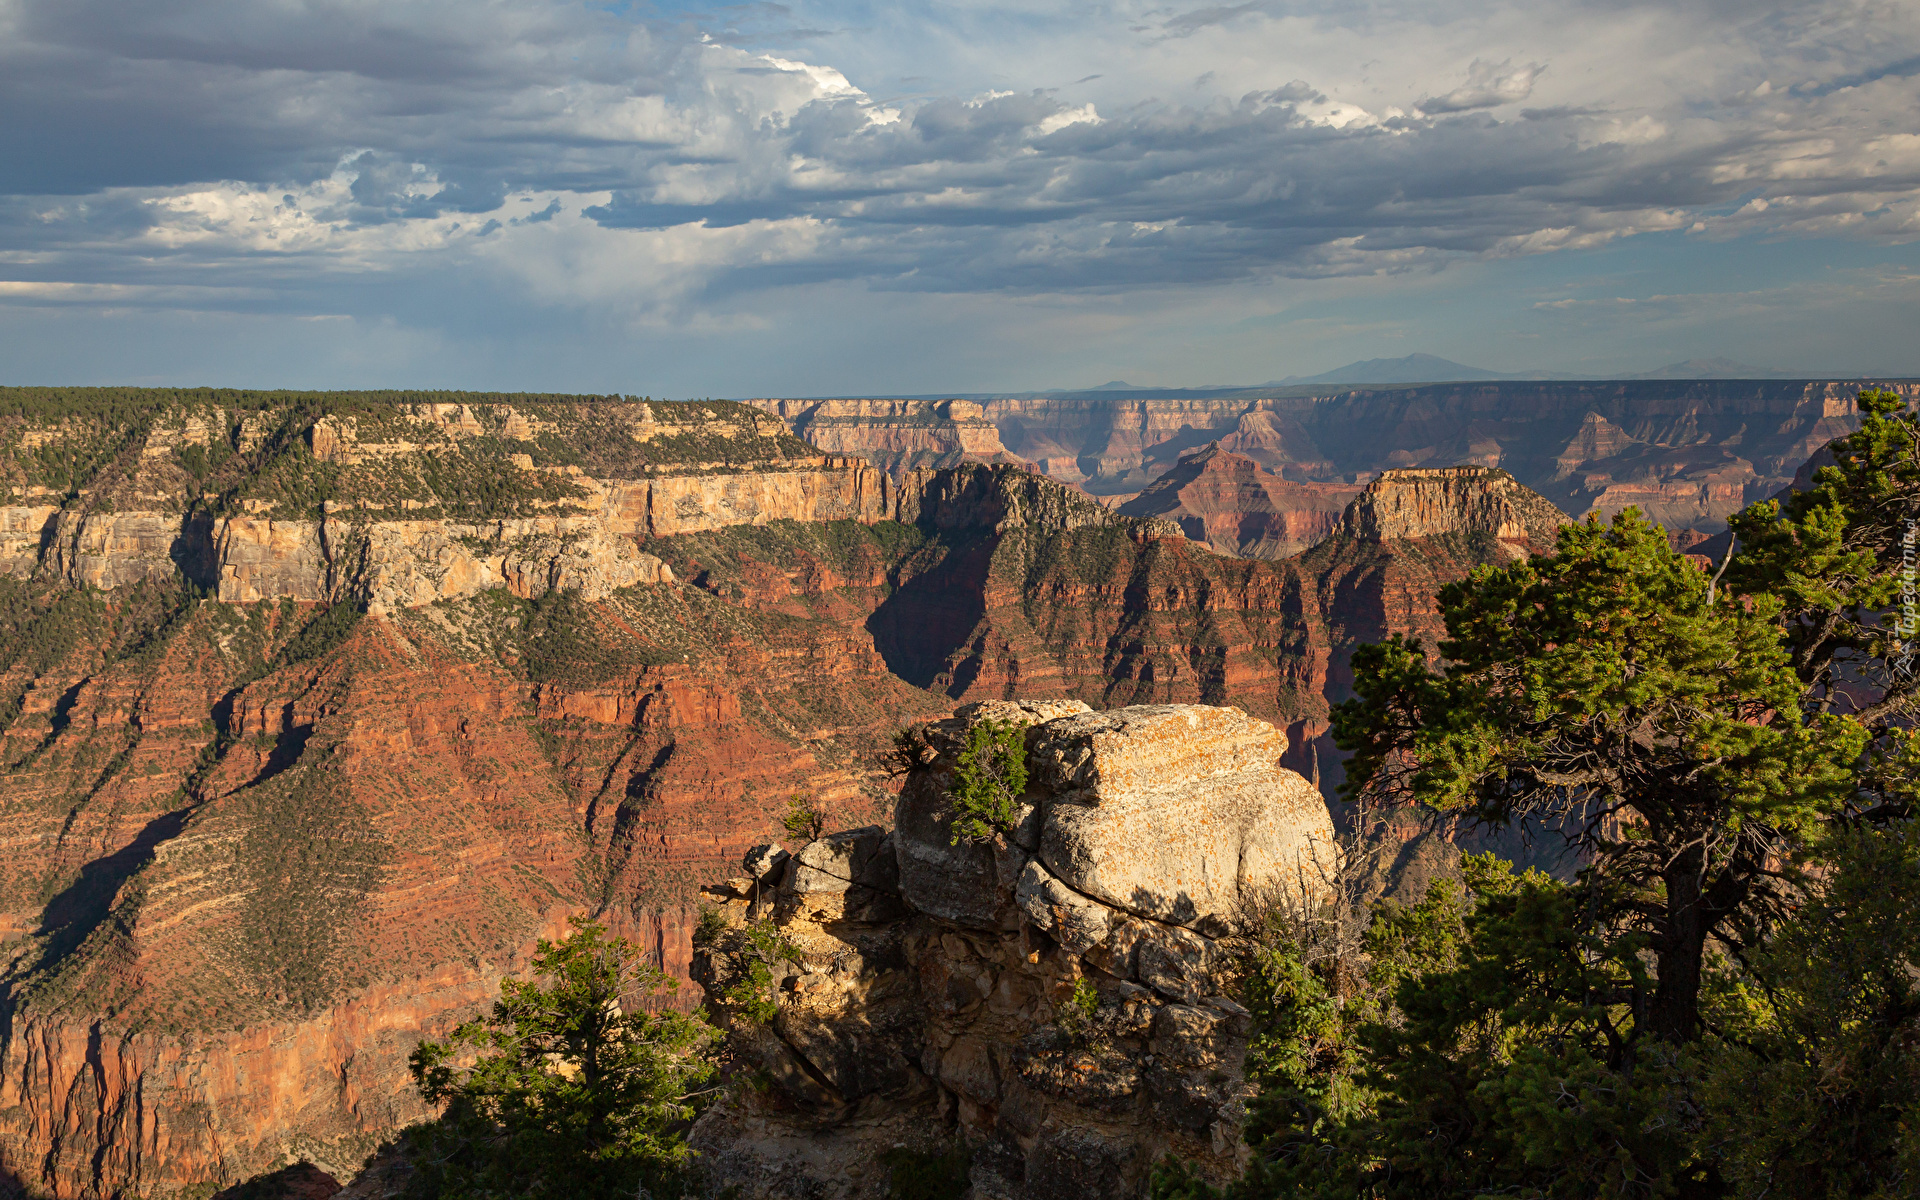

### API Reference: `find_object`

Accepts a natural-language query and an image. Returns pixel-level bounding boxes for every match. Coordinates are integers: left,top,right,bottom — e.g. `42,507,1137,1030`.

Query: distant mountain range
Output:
1269,353,1527,385
1088,353,1810,391
1625,357,1800,380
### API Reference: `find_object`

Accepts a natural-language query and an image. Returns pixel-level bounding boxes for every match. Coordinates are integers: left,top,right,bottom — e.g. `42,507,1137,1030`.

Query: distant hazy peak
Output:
1274,353,1511,386
1627,357,1794,380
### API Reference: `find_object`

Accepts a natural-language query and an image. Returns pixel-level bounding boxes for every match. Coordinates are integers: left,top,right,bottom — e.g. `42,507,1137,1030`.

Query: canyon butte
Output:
749,379,1919,553
0,381,1905,1197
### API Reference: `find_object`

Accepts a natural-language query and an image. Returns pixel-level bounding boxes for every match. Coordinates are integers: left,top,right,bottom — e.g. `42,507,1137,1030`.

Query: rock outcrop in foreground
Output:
692,700,1336,1200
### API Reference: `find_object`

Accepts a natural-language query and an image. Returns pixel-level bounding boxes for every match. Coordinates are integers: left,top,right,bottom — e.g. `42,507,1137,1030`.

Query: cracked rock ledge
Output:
691,700,1338,1200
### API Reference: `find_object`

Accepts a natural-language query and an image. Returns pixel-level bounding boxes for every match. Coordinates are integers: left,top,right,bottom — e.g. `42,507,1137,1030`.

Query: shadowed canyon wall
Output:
0,392,963,1197
0,386,1748,1196
756,379,1920,549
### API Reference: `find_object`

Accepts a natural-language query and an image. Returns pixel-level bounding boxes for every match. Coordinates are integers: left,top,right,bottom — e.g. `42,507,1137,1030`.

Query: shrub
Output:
1055,977,1100,1042
948,718,1028,844
887,723,935,776
779,793,826,844
692,904,729,948
404,918,719,1199
713,917,800,1026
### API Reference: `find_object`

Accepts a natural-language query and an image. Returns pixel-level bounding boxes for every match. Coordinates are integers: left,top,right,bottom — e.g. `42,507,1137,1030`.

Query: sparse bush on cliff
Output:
404,918,719,1199
691,903,729,948
887,722,936,776
708,917,800,1026
947,717,1028,844
779,792,827,844
1054,977,1100,1043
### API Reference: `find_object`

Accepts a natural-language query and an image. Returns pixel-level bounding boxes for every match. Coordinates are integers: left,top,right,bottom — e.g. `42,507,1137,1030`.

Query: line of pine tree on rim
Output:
385,390,1917,1199
1155,387,1920,1200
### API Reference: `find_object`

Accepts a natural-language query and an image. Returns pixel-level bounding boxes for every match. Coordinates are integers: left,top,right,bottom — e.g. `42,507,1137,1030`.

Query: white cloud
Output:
1418,59,1546,114
0,0,1916,355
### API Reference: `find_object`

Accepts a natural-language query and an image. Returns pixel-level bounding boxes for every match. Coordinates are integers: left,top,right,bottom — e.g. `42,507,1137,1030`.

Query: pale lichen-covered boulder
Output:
897,700,1337,949
1029,705,1336,928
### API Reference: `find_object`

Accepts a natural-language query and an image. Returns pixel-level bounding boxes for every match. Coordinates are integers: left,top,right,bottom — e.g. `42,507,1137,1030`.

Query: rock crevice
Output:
692,700,1337,1200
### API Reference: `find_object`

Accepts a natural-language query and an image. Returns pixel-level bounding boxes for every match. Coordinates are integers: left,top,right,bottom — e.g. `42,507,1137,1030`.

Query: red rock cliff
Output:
1117,444,1360,558
0,387,1855,1197
754,380,1920,543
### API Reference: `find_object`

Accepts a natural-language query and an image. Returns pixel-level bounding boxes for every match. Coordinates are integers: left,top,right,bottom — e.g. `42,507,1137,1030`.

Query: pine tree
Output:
1334,508,1864,1044
405,919,719,1199
1162,390,1920,1199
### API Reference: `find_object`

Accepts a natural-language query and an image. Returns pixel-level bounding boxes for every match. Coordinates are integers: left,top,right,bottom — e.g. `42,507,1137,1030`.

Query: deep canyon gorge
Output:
0,379,1910,1197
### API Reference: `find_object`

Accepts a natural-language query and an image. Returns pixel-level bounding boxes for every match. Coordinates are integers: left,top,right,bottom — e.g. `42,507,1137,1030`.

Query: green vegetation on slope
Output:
0,387,818,520
1160,390,1920,1199
405,918,720,1200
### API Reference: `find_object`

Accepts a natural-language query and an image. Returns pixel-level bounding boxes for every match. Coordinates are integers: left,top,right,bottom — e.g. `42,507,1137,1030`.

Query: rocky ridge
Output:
753,380,1920,544
1338,465,1569,548
1117,444,1360,559
746,398,1025,477
691,700,1335,1200
3,396,928,614
0,388,1579,1197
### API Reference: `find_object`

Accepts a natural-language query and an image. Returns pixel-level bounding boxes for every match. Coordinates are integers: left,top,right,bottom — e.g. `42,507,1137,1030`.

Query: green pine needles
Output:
717,918,800,1026
948,718,1030,844
1154,389,1920,1199
405,918,719,1199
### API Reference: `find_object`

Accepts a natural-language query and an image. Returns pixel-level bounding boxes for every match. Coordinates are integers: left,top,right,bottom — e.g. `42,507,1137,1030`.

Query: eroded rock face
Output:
691,700,1336,1200
0,398,925,611
1117,445,1360,559
1338,466,1568,548
6,386,1876,1199
744,398,1026,478
752,382,1920,544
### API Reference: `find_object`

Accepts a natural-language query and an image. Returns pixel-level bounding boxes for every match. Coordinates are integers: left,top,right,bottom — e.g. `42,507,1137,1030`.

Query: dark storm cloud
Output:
1,0,1916,317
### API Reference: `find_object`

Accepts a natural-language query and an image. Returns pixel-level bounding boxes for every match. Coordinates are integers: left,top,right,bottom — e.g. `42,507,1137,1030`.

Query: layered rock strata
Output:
0,393,958,1197
0,388,1643,1197
691,700,1336,1200
1117,444,1360,558
1337,465,1568,549
746,399,1025,477
753,381,1920,541
3,397,927,612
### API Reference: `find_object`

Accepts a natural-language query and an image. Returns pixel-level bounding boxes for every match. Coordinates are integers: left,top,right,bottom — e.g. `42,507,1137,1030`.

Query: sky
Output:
2,0,1917,395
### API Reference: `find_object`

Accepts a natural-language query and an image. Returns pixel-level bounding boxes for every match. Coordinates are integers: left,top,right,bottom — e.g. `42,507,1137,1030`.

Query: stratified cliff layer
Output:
753,380,1920,543
1336,465,1568,546
745,398,1025,477
0,390,955,1197
0,388,1582,1197
1117,444,1360,558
